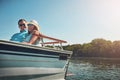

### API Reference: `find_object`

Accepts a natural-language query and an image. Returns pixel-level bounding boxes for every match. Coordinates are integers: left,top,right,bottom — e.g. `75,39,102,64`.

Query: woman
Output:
22,20,40,45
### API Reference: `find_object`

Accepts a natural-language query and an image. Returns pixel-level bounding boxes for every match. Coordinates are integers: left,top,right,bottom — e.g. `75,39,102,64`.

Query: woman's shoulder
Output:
32,30,40,35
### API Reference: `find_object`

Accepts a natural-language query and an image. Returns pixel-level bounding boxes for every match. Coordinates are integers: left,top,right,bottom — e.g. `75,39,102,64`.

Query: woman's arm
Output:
22,30,40,45
29,30,40,44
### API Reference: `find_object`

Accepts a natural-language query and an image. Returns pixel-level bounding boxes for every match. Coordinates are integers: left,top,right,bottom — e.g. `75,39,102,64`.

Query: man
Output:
10,19,28,42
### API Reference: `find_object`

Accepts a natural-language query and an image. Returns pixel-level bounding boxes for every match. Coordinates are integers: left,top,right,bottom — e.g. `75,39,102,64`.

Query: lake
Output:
66,57,120,80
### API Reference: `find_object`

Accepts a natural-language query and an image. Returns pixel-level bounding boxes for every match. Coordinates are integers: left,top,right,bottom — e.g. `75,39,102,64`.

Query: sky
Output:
1,0,120,44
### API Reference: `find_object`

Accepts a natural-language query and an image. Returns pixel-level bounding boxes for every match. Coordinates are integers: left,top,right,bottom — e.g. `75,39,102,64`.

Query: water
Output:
66,57,120,80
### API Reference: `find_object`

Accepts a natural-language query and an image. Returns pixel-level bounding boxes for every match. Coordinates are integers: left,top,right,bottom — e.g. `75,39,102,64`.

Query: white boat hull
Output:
0,67,65,80
0,40,72,80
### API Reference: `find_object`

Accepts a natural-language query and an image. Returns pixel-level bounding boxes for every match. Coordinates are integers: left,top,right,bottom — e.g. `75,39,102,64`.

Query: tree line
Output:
63,38,120,58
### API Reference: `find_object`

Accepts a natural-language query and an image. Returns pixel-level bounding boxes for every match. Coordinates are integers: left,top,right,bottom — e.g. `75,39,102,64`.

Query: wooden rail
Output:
39,34,67,44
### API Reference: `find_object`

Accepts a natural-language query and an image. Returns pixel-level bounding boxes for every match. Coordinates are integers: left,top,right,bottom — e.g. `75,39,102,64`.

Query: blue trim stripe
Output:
0,51,58,59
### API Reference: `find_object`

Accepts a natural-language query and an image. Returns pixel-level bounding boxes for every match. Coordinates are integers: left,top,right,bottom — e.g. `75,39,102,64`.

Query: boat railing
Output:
39,33,67,50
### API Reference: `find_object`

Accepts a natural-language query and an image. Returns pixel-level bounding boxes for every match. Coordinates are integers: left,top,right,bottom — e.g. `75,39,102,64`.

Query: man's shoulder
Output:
12,31,26,37
21,30,27,34
12,32,20,36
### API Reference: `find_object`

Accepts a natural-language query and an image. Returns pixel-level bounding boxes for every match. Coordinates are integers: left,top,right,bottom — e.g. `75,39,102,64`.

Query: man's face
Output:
18,21,27,31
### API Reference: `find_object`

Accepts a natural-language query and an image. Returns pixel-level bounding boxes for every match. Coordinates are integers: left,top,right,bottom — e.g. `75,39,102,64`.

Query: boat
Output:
0,35,72,80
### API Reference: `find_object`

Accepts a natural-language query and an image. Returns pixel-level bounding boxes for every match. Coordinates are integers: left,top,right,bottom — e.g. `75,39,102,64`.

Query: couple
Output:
10,19,41,45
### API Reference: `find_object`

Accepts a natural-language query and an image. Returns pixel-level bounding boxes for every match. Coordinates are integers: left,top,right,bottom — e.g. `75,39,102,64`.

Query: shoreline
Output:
71,57,120,60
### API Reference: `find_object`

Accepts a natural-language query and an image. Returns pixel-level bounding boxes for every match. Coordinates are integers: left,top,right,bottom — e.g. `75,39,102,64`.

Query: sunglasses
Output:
19,24,25,27
27,24,34,27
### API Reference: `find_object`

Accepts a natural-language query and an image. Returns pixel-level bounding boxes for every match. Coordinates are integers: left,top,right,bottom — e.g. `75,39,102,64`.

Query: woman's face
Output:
28,24,35,32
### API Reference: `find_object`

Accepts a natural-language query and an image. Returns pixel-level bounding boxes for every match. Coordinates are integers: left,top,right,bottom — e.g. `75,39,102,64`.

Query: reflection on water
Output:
66,57,120,80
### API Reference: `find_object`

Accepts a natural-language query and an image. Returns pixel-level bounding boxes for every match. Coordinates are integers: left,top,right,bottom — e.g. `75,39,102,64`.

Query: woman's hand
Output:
21,42,32,45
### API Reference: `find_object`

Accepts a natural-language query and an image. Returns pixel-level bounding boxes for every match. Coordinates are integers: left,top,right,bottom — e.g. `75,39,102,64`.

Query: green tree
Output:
112,41,120,57
63,38,120,58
